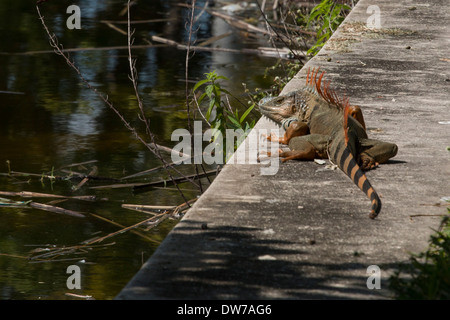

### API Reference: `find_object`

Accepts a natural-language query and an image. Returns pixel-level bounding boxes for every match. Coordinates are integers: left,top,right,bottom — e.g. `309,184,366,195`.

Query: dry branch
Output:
1,44,167,56
103,22,127,35
101,18,177,24
83,213,167,246
150,35,301,59
197,31,232,47
133,169,217,191
72,166,98,191
0,191,97,201
29,201,86,218
122,204,176,213
88,212,159,243
90,169,217,191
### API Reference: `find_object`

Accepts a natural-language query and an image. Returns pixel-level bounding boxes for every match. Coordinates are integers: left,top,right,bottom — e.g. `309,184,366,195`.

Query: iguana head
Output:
258,92,300,125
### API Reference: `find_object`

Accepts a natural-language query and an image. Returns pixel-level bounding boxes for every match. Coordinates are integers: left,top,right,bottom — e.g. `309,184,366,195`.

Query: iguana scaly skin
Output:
259,68,398,219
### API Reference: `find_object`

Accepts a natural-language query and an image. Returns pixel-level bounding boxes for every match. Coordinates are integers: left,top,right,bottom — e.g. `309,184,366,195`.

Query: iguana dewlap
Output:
259,68,398,219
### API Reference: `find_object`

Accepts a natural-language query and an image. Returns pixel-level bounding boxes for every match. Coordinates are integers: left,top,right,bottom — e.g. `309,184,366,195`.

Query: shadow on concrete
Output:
118,219,400,299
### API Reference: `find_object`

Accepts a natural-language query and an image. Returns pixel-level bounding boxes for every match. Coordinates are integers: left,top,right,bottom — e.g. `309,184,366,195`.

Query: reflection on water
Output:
0,0,279,299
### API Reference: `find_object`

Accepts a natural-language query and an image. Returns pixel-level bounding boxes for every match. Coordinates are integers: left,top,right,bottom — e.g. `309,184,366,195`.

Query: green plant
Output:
389,211,450,299
307,0,351,56
193,71,256,161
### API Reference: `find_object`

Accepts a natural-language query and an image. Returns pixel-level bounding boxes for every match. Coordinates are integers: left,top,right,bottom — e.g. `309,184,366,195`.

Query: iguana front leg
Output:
265,121,309,145
359,138,398,170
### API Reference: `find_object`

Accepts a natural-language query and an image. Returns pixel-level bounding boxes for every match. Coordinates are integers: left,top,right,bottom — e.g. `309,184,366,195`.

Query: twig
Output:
120,157,192,180
29,257,87,264
172,198,197,215
59,169,121,182
0,190,96,201
0,253,29,259
132,169,217,191
150,35,299,58
6,170,61,180
122,204,176,213
1,44,167,56
72,166,98,191
83,213,168,246
65,293,94,300
192,90,211,126
207,9,274,36
100,18,177,24
197,31,232,47
103,22,127,35
147,142,191,160
29,242,115,261
126,1,193,203
122,198,197,216
184,0,205,194
58,160,98,169
90,169,218,191
29,201,86,218
0,90,25,95
88,212,159,243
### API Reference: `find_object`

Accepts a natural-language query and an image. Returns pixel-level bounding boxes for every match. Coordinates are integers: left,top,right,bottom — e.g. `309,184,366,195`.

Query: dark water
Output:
0,0,280,299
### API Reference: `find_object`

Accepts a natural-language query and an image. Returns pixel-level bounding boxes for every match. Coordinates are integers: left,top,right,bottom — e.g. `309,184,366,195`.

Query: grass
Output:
389,210,450,299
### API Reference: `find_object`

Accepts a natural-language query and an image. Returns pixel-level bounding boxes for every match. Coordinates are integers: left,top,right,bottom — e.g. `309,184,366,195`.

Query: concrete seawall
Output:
116,0,450,299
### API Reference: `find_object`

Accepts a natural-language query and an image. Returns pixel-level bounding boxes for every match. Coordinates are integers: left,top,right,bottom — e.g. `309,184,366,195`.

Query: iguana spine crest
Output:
306,67,350,112
343,104,350,145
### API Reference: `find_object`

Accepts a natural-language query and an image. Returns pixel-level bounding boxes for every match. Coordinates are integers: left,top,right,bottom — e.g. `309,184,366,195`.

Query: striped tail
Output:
333,143,382,219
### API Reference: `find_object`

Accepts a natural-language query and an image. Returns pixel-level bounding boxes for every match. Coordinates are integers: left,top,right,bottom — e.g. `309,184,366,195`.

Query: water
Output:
0,0,281,299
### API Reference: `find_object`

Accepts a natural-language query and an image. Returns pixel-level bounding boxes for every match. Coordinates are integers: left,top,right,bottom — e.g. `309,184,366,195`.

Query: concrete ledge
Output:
116,0,449,299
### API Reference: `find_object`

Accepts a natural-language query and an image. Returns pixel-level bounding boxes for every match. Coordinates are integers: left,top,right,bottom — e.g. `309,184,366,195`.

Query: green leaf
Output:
240,103,255,124
193,79,209,92
216,75,229,81
206,99,215,121
227,115,241,128
206,70,218,81
205,84,214,99
197,92,207,105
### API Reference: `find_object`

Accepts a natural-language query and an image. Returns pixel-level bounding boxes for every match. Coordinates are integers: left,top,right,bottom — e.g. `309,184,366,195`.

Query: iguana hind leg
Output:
281,134,329,163
359,138,398,170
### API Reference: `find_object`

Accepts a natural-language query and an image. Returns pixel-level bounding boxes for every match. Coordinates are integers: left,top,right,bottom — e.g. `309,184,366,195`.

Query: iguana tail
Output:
330,103,381,219
332,142,381,219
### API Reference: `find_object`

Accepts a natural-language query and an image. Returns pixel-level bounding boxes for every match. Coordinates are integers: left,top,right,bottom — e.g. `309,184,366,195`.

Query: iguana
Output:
258,68,398,219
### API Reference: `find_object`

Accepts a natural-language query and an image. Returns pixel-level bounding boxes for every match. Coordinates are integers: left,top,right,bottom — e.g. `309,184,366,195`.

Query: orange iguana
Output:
258,68,398,219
